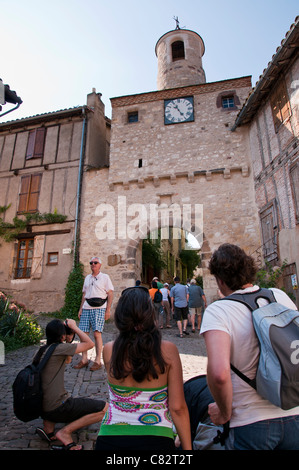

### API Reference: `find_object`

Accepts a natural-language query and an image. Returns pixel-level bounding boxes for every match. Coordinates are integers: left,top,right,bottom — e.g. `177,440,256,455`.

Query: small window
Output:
128,111,138,123
18,174,42,214
172,41,185,61
26,128,46,160
15,238,34,279
222,96,235,109
216,90,240,110
47,252,58,265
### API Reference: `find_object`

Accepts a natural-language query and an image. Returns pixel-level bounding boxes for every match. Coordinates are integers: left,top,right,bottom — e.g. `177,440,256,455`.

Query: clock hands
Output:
173,103,185,116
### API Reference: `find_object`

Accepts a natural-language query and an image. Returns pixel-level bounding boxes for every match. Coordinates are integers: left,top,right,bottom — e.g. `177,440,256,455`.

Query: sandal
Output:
36,427,56,442
51,442,84,451
73,361,88,369
90,362,102,371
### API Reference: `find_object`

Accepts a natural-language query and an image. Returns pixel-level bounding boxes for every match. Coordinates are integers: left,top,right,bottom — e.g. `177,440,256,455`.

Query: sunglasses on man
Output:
90,261,99,265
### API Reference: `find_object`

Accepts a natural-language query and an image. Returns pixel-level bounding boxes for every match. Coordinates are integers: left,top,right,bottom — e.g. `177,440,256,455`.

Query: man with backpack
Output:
149,280,163,325
35,318,108,450
170,276,189,338
201,243,299,450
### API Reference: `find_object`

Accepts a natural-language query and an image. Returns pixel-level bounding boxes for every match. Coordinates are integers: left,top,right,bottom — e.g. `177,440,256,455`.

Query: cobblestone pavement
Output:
0,316,207,451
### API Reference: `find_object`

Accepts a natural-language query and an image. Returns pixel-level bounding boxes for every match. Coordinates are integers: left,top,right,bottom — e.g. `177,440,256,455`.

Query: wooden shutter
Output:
25,128,46,159
34,128,46,158
18,175,31,213
18,174,41,213
290,163,299,223
271,80,291,132
26,130,36,159
27,174,41,212
260,204,278,263
31,235,45,279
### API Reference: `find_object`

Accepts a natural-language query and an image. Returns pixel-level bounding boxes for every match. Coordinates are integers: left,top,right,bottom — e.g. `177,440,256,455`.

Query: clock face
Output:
164,96,194,124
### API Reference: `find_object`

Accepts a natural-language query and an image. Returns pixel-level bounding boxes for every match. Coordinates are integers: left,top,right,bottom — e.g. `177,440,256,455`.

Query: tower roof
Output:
155,28,205,57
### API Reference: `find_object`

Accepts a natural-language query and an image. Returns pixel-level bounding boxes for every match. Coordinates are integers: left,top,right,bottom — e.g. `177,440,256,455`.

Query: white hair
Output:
90,256,102,263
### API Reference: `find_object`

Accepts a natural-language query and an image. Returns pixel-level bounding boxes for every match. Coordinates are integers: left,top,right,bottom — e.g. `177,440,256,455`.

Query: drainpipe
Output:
74,107,87,266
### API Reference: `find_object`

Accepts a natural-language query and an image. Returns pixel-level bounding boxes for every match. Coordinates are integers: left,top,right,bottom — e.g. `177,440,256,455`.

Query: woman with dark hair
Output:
95,287,192,451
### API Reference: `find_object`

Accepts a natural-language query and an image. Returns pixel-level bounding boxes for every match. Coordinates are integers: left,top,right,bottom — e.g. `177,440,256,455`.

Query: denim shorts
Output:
79,308,106,332
226,415,299,450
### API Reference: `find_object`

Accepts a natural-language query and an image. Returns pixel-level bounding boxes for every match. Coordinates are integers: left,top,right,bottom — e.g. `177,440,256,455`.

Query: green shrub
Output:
60,262,85,319
0,292,43,351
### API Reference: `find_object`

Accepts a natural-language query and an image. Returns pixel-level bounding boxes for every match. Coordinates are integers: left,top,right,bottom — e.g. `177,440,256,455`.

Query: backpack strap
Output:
220,288,276,390
223,287,276,311
35,343,59,371
230,363,257,390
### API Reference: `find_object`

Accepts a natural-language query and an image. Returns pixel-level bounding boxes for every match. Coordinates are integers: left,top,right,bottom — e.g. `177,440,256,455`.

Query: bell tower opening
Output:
172,41,185,61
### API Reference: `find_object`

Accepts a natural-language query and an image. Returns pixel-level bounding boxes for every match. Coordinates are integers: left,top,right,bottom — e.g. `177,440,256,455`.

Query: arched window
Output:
172,41,185,61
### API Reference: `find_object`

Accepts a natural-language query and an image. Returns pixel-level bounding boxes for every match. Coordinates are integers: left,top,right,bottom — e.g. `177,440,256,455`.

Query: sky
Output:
1,0,298,121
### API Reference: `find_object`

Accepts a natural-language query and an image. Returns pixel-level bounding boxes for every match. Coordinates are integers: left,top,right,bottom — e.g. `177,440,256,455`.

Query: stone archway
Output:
80,166,261,314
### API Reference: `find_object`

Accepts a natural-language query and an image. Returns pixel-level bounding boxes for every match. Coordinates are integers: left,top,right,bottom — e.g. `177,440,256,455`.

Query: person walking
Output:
160,282,171,328
95,286,192,451
200,243,299,450
170,276,189,338
188,279,207,332
75,256,114,371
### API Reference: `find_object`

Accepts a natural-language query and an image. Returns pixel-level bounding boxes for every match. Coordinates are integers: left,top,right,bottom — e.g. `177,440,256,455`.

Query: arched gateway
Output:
79,24,261,308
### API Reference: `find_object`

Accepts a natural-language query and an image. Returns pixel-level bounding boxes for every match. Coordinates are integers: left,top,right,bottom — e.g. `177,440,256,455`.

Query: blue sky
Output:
1,0,298,121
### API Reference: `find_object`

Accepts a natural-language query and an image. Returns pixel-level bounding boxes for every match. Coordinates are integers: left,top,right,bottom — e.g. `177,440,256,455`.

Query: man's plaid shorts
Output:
79,308,106,332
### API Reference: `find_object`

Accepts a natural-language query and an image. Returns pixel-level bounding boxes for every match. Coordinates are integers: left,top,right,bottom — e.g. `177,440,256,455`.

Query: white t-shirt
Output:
200,285,299,427
160,287,170,301
82,272,114,309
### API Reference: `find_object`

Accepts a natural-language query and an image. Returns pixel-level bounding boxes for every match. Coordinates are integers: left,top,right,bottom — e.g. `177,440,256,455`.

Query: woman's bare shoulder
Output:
161,340,179,359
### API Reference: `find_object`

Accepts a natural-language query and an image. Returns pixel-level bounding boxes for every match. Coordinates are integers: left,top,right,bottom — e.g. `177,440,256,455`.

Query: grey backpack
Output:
224,288,299,410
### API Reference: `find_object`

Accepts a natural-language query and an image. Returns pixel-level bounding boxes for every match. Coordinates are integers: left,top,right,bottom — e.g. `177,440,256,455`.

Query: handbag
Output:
86,297,107,307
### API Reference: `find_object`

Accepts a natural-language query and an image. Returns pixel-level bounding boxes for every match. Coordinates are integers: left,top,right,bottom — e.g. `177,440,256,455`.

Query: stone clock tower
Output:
80,22,261,306
155,26,206,90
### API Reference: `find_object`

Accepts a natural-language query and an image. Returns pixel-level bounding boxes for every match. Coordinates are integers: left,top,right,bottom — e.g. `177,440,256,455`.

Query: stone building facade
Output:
79,27,261,306
0,91,110,311
233,17,299,306
2,20,297,314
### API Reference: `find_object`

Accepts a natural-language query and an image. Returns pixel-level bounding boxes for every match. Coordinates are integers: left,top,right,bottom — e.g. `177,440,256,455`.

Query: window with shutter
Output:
17,174,42,213
270,80,291,132
260,203,278,263
15,238,34,279
26,128,46,159
290,163,299,223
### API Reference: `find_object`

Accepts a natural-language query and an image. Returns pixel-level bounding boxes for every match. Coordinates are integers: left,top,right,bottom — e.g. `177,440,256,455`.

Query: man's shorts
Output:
42,397,106,423
189,306,203,316
79,308,106,332
173,305,189,321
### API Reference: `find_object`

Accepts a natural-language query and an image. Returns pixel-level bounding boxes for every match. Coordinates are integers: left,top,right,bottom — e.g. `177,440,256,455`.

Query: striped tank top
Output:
99,382,174,438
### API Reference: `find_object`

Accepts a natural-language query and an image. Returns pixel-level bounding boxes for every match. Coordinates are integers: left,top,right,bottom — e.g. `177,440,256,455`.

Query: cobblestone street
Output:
0,316,207,451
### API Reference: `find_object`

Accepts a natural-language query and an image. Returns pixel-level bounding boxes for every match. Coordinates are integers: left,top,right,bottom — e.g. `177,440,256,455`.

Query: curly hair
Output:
209,243,258,291
110,287,166,382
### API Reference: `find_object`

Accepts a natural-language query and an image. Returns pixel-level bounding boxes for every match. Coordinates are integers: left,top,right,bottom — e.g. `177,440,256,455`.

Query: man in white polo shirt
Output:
75,256,114,371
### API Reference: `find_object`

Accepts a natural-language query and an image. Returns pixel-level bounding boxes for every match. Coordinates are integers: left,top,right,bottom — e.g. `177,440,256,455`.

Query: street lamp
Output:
0,79,22,118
